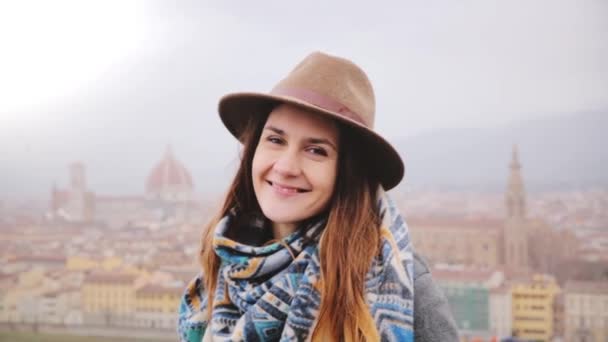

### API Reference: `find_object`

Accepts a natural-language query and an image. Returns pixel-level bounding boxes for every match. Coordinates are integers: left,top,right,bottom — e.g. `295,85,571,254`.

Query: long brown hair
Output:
199,108,381,341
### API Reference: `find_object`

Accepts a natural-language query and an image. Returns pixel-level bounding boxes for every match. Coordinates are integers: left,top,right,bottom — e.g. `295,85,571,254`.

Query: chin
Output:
263,211,302,225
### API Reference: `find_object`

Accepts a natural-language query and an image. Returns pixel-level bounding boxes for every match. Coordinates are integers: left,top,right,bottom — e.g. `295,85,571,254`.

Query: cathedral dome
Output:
146,147,194,201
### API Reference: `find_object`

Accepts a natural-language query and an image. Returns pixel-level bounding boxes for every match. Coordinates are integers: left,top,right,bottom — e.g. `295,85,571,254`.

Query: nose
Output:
272,149,301,177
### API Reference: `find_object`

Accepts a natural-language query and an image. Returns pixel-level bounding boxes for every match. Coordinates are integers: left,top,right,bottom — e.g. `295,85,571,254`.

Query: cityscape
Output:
1,145,607,342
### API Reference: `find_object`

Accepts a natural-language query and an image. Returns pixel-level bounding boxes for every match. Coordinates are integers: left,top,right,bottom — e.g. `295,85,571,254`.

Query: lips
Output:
267,181,310,194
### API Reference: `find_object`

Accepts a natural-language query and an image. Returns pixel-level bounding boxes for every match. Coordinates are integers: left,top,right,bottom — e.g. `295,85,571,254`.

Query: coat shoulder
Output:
412,252,460,342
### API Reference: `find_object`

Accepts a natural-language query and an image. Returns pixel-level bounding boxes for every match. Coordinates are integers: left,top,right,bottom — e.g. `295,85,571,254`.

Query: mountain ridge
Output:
392,110,608,192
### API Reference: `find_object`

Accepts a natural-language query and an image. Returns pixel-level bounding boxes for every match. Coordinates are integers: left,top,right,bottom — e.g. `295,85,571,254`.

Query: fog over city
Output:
1,0,607,199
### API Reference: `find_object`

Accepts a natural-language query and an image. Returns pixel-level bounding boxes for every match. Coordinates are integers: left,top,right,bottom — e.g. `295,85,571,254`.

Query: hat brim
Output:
218,92,405,190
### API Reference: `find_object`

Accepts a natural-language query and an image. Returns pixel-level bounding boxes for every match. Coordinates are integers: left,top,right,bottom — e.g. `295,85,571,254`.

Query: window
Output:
523,329,545,334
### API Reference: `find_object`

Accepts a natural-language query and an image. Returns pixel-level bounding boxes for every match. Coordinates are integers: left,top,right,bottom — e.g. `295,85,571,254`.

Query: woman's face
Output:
252,104,339,229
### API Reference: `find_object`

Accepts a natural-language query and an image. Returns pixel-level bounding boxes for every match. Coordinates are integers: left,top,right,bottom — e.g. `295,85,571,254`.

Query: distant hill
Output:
393,111,608,192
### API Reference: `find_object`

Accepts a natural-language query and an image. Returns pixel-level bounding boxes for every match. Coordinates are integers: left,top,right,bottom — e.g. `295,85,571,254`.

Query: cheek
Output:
313,163,338,196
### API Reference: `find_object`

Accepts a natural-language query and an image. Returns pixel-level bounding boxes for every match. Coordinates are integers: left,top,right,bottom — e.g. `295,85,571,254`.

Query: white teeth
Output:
269,181,303,194
275,184,298,193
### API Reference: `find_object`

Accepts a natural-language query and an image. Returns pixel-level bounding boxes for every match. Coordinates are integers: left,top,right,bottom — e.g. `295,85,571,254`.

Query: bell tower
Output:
67,162,88,221
506,145,526,219
504,145,529,270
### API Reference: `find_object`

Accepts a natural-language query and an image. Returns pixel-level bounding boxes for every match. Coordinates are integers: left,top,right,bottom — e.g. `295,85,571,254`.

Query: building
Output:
409,146,534,271
489,284,512,340
564,280,608,342
408,146,581,278
409,218,502,268
145,146,194,202
433,267,504,339
0,273,17,322
17,287,81,325
1,268,57,323
81,271,143,327
50,162,95,222
553,292,565,341
527,220,579,278
511,274,560,342
135,284,182,330
49,147,201,228
503,146,529,271
66,255,123,272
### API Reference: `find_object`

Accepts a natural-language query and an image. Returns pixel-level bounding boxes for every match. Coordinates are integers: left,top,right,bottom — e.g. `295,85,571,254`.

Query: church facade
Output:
409,146,533,271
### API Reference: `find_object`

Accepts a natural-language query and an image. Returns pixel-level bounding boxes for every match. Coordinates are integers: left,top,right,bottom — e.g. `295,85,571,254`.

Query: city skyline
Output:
2,109,607,201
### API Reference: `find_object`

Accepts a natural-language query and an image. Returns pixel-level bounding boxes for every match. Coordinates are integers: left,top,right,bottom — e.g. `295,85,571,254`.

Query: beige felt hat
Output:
218,51,404,190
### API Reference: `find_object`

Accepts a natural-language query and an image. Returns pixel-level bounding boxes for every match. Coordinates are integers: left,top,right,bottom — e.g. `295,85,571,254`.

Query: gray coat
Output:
413,253,460,342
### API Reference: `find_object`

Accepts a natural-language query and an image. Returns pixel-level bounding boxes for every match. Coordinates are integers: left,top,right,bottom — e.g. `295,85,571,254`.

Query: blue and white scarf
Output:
178,192,415,341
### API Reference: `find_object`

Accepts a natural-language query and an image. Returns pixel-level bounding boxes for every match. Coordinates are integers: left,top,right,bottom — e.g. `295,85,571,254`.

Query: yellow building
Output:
81,271,139,326
135,284,183,329
511,274,560,341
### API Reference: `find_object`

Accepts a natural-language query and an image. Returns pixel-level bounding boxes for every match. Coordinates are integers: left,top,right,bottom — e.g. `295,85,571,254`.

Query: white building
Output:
564,281,608,342
489,284,512,339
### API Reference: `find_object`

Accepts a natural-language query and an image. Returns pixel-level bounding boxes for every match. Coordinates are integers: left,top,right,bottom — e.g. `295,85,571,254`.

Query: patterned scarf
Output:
178,192,415,341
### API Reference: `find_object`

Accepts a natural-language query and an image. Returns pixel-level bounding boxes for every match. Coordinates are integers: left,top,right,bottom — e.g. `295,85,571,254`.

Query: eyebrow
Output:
264,125,338,152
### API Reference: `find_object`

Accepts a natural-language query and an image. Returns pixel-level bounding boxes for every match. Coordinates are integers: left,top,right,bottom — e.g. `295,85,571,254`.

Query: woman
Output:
178,52,458,341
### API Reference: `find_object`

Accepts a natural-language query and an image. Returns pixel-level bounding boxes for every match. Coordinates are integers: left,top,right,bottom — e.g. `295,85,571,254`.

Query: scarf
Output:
178,192,415,341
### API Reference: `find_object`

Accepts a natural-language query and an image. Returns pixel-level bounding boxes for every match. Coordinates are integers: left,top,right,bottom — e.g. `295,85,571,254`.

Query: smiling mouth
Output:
267,181,310,193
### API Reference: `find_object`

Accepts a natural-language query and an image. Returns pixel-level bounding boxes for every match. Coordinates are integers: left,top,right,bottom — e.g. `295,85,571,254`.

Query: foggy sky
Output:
1,0,607,199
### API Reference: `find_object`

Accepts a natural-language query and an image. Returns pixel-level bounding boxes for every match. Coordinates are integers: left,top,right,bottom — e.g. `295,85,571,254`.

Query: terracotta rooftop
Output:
146,147,193,193
85,272,138,284
11,255,67,263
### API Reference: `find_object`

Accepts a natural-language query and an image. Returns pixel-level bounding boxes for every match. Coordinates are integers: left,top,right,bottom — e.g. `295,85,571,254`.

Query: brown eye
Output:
307,147,328,156
266,136,284,145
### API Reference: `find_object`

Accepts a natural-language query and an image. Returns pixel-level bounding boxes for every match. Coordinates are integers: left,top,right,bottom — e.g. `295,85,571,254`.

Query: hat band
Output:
271,87,365,126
